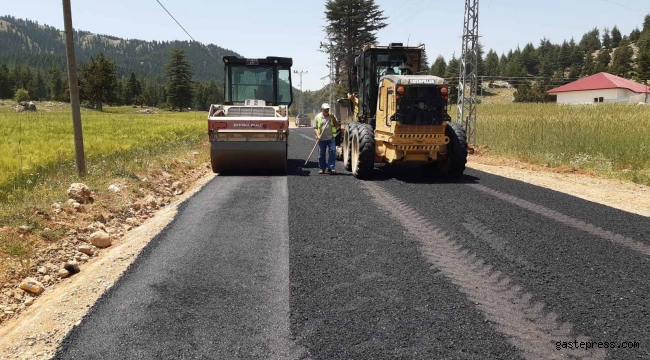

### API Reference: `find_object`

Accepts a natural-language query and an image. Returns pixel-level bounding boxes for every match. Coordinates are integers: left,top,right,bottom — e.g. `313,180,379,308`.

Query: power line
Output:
389,0,442,31
154,0,220,65
385,0,425,26
599,0,650,12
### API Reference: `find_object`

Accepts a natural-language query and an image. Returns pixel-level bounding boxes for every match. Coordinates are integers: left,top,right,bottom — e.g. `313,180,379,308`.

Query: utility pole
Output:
456,0,479,151
62,0,86,176
294,70,307,115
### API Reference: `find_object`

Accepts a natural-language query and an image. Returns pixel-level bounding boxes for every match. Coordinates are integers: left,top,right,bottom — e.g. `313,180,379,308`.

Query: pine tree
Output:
0,63,12,99
580,28,601,53
476,42,485,76
419,44,430,74
630,28,642,42
325,0,387,97
484,50,500,76
559,41,572,73
594,49,611,73
538,51,557,78
80,53,117,111
611,26,622,48
123,72,142,105
644,14,650,34
520,43,538,75
504,60,527,77
444,55,459,78
602,27,612,49
498,54,508,76
637,50,650,83
610,43,634,77
638,31,650,52
48,65,64,101
430,55,447,77
166,49,193,111
32,71,47,100
193,81,206,111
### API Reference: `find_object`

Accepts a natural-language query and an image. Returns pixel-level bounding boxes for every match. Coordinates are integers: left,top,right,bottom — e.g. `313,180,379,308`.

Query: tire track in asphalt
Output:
469,183,650,257
461,216,535,269
287,128,520,359
363,181,606,360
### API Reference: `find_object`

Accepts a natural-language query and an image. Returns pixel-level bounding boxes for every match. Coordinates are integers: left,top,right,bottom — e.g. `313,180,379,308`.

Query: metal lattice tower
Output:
294,70,307,114
456,0,479,149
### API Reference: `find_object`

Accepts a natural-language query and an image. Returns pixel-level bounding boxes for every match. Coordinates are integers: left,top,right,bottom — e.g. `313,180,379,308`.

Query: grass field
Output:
0,103,211,286
462,103,650,185
0,104,206,203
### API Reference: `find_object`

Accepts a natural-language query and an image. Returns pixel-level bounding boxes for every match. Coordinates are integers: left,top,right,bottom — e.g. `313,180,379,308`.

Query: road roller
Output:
207,56,293,174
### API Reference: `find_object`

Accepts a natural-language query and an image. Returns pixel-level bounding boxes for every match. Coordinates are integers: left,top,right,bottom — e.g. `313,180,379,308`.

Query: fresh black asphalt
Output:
54,128,650,359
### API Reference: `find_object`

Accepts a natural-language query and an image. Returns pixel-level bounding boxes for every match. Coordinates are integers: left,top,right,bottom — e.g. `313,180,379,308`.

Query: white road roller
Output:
207,56,293,174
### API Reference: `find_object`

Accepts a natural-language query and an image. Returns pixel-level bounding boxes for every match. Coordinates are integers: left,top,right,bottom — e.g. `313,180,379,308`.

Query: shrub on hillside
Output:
14,88,29,103
514,82,556,103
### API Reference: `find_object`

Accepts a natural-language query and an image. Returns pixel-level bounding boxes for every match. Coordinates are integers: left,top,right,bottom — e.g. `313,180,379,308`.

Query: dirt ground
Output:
0,172,215,360
0,152,648,359
468,155,650,217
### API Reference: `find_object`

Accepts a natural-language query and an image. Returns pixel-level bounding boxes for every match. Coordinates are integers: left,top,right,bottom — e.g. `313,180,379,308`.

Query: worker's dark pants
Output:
318,138,336,170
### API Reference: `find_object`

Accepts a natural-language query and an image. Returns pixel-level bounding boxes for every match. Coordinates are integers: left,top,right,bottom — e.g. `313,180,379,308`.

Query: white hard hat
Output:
321,103,330,109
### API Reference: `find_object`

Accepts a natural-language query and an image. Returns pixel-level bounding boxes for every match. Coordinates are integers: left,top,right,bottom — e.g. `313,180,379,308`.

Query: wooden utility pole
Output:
62,0,86,176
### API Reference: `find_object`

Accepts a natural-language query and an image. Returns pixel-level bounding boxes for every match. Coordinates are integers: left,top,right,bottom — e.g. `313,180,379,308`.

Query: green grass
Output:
462,103,650,185
0,102,212,284
0,105,206,202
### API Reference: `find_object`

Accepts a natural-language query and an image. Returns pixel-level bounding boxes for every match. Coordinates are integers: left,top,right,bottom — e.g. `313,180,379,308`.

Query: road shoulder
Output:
468,158,650,217
0,173,215,360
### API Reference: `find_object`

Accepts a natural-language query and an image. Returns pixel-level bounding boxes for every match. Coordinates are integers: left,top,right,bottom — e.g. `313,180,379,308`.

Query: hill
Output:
0,15,241,82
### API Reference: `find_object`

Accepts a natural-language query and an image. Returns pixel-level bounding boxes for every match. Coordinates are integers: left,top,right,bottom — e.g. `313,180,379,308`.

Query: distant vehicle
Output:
295,114,311,127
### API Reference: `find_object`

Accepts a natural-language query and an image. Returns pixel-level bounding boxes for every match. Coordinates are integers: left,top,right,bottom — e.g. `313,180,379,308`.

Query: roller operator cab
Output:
339,43,468,179
207,56,293,174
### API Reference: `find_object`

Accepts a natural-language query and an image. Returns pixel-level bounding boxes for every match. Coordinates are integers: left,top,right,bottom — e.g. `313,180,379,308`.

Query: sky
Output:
2,0,650,90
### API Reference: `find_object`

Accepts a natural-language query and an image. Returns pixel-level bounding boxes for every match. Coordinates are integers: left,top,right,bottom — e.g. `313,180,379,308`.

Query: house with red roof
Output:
547,72,650,104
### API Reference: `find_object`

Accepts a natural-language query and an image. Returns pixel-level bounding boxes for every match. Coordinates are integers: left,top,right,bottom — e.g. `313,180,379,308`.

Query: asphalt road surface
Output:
55,128,650,360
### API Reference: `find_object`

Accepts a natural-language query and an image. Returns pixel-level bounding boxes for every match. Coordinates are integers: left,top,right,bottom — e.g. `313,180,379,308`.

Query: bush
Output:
14,88,30,103
513,82,556,103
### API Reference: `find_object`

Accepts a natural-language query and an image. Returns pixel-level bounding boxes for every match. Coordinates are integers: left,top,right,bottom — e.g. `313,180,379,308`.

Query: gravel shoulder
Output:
468,158,650,217
0,173,215,360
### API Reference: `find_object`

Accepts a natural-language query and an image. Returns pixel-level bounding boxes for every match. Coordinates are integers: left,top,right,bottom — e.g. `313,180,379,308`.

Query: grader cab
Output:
338,43,468,179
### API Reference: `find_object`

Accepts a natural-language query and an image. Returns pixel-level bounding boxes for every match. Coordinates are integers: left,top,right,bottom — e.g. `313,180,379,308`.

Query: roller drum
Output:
210,141,287,175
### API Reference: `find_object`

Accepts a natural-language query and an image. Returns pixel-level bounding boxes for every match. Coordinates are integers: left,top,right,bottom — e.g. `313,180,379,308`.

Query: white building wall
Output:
617,89,639,98
555,89,623,104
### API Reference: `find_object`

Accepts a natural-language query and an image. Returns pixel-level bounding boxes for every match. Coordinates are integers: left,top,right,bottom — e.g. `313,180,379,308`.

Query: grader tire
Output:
352,123,375,180
343,122,358,171
445,122,468,179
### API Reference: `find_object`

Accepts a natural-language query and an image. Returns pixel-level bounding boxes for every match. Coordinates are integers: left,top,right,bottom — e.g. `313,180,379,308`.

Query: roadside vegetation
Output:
0,103,208,297
465,103,650,185
0,104,205,202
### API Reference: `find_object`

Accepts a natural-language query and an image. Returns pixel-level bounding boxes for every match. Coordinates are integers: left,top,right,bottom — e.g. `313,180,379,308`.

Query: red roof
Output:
547,72,650,94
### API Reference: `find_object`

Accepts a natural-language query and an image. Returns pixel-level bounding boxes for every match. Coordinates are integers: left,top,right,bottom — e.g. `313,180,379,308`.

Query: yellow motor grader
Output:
337,43,467,179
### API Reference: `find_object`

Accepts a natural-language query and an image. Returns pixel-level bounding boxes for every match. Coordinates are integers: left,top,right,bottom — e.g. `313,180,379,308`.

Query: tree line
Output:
0,15,240,83
428,16,650,84
0,49,223,111
321,0,650,102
